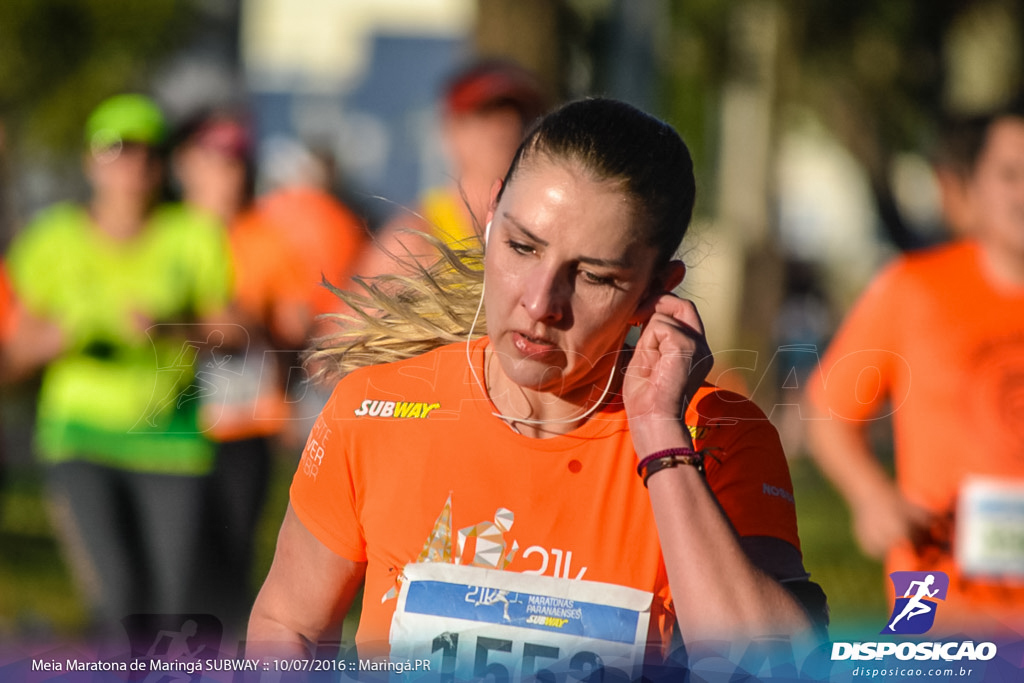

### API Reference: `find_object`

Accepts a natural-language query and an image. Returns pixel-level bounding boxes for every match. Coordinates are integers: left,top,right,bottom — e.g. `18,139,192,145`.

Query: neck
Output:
484,346,621,438
979,241,1024,290
192,195,241,226
91,194,150,240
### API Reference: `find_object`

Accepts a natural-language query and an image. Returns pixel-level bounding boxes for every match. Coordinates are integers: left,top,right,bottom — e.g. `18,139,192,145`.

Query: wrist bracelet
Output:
636,447,706,487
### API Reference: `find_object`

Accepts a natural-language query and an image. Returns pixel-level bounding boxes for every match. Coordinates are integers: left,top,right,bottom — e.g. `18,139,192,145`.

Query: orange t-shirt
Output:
253,187,367,317
229,209,309,332
198,209,312,442
290,337,802,657
808,240,1024,627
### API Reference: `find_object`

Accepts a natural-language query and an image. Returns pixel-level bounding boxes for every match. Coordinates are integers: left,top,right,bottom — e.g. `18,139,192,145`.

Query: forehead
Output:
502,155,634,221
499,156,647,249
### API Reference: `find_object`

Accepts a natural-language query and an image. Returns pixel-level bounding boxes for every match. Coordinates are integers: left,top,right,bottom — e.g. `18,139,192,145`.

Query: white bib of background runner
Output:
956,476,1024,578
388,562,652,681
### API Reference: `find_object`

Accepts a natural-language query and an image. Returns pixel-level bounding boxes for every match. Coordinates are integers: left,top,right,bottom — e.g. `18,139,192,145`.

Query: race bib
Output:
389,562,652,682
955,476,1024,578
197,344,286,437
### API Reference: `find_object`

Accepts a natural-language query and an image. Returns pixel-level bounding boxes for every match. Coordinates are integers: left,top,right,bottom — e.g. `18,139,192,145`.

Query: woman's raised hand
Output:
622,293,713,455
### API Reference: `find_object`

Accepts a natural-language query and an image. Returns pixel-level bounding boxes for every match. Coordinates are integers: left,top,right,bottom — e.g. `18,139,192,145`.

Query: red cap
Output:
190,117,252,160
443,60,548,123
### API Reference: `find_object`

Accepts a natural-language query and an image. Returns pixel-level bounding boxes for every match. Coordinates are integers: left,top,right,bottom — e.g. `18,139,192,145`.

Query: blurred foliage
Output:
0,468,84,639
663,0,1023,246
784,0,1020,250
790,456,888,632
662,0,730,203
0,0,195,155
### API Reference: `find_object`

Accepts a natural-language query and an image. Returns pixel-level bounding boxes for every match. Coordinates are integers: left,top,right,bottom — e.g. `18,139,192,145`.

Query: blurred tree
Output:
0,0,196,243
787,0,1022,251
667,0,1023,251
660,0,1023,405
472,0,574,102
0,0,192,153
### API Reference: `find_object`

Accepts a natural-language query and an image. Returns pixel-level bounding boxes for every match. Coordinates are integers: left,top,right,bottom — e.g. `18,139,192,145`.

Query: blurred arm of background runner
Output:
0,262,65,383
799,111,994,562
804,410,934,560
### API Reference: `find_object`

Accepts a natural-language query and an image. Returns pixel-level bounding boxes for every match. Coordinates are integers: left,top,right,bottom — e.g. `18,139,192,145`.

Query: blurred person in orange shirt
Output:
254,139,368,328
0,264,14,376
931,112,990,239
353,59,549,278
805,98,1024,636
172,109,311,636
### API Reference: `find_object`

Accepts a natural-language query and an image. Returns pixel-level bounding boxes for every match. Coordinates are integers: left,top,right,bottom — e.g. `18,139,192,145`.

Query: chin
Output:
502,358,567,392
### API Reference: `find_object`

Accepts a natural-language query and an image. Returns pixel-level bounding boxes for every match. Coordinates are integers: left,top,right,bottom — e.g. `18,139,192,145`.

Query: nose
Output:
520,266,570,324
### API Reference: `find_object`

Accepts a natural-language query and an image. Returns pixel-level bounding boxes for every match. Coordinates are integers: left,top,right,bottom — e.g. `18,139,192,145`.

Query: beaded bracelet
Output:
636,447,706,487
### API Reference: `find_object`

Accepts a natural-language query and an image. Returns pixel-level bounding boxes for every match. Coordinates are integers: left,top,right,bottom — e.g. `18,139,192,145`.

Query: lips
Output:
511,331,561,360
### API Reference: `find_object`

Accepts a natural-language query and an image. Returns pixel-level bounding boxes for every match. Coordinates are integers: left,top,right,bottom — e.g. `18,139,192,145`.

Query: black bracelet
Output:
637,447,706,487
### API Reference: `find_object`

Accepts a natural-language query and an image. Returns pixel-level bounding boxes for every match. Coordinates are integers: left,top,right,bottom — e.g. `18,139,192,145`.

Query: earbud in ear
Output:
484,220,492,247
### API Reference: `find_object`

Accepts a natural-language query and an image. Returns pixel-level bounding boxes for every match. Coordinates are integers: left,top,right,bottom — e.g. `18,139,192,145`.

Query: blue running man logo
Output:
882,571,949,635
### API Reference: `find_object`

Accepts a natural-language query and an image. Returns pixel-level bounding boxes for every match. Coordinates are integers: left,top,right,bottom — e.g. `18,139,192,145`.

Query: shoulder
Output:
688,386,802,548
832,243,963,325
147,204,231,263
686,384,784,465
687,384,785,466
262,187,362,228
7,203,88,264
421,187,460,217
20,202,88,237
877,240,970,290
837,242,974,329
231,207,275,239
688,384,771,430
902,239,974,269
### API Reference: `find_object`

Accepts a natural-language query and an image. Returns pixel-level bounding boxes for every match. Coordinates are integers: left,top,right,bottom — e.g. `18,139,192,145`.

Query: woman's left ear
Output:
631,260,687,326
644,260,686,302
660,260,687,293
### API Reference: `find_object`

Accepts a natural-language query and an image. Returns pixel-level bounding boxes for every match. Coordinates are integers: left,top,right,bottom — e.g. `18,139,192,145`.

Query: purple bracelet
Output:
636,447,706,487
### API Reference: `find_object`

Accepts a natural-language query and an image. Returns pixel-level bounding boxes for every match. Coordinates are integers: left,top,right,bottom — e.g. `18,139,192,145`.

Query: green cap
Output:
84,94,167,150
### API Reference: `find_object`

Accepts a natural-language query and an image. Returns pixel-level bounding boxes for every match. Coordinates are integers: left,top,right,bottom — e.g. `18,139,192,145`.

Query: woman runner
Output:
248,98,826,676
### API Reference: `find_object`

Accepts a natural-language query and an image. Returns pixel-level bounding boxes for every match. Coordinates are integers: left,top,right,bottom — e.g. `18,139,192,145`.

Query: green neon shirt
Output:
6,202,233,474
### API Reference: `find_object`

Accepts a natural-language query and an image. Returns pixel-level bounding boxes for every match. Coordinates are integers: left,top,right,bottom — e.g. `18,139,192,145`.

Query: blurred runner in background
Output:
172,109,311,639
352,59,549,277
4,94,233,637
253,140,368,330
245,136,370,449
806,98,1024,636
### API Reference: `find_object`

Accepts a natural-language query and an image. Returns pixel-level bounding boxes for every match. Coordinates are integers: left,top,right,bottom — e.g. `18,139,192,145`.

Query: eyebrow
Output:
502,212,633,269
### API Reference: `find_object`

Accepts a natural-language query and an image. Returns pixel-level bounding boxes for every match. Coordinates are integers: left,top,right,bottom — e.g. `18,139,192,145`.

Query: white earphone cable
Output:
465,279,619,427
